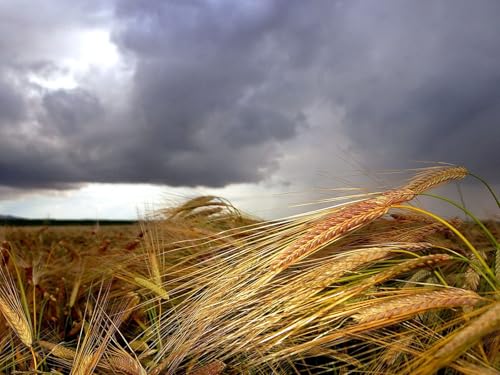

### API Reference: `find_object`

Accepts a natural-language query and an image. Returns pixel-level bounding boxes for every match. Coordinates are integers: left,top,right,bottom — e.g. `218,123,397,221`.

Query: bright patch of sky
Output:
0,182,311,220
28,28,120,90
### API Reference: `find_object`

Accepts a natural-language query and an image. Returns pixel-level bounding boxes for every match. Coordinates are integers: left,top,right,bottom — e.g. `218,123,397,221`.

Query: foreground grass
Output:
0,166,498,374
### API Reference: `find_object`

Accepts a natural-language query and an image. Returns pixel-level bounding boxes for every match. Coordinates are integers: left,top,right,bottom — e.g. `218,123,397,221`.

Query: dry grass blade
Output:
353,288,482,324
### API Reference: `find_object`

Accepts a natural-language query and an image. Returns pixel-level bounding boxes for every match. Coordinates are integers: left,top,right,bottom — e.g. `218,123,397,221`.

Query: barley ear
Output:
39,340,76,360
353,289,482,324
133,276,169,300
0,296,32,348
188,360,226,375
411,301,500,375
271,189,415,272
403,166,468,194
0,264,33,349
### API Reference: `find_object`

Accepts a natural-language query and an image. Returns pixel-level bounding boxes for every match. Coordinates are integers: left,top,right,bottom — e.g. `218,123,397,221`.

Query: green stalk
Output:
422,193,498,250
37,297,49,340
393,205,498,291
469,172,500,208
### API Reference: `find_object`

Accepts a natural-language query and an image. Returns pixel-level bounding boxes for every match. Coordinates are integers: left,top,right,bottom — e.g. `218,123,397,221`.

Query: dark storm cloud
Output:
42,89,104,136
0,0,499,191
0,77,26,125
326,1,500,181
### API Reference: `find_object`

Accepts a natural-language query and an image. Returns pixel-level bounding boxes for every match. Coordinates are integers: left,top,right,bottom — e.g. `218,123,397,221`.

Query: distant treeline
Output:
0,218,137,227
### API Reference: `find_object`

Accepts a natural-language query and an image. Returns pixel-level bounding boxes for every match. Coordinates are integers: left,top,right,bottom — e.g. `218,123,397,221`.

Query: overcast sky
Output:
0,0,498,220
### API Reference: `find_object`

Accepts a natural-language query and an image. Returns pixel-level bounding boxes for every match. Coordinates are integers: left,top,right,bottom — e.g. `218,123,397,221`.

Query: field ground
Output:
0,166,499,374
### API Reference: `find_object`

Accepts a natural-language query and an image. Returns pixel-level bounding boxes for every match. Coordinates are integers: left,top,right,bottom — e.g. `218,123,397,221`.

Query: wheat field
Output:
0,166,498,374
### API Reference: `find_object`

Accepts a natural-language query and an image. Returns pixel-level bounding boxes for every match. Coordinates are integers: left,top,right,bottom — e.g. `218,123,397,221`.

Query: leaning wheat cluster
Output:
0,165,498,374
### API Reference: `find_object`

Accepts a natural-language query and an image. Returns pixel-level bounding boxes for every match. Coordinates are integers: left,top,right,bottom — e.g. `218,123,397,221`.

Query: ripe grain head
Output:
271,189,415,272
352,288,482,324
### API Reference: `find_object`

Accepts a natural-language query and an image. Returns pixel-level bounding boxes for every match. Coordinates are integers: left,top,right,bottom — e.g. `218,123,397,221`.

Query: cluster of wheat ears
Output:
0,165,498,374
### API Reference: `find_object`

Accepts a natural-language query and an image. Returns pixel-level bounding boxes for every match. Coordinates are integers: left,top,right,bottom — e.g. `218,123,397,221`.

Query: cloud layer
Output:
0,0,499,193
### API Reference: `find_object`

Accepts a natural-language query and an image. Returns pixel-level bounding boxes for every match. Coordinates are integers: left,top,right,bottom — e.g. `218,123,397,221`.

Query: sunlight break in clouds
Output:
28,29,120,90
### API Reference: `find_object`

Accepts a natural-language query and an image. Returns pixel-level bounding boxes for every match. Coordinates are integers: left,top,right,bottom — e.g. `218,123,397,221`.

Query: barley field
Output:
0,166,498,374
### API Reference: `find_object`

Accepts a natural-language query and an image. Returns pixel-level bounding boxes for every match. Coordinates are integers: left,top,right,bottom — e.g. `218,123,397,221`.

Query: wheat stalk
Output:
353,288,481,324
271,189,415,272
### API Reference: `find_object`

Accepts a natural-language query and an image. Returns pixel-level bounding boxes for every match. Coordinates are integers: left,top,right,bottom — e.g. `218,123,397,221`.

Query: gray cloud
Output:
42,88,104,136
0,77,26,125
0,0,499,194
327,1,500,181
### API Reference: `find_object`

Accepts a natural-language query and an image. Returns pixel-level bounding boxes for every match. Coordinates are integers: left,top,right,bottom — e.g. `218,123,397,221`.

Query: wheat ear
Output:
413,301,500,374
73,353,99,375
495,245,500,282
271,189,415,272
0,263,33,349
188,360,226,375
39,340,76,359
133,276,169,300
403,166,468,194
366,253,452,286
353,288,482,323
105,350,147,375
299,243,430,291
0,296,32,348
452,361,500,375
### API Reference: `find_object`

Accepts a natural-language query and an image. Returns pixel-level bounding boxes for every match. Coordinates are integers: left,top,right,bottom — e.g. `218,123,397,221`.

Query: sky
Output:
0,0,498,220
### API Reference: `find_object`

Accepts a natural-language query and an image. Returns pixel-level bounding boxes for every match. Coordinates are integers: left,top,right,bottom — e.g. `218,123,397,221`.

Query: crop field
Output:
0,166,498,374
